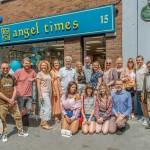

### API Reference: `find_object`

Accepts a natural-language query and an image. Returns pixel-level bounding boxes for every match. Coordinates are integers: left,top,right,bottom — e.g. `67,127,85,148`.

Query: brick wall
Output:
0,0,122,64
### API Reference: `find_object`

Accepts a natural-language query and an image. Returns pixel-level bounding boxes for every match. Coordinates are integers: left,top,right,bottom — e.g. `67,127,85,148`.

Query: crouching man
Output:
0,62,29,143
109,79,132,134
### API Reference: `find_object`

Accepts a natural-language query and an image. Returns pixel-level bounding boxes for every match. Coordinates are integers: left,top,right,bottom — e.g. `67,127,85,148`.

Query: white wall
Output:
138,0,150,62
122,0,150,64
122,0,138,65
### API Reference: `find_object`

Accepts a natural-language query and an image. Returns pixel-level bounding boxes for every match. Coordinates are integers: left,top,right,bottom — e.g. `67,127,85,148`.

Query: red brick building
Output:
0,0,122,69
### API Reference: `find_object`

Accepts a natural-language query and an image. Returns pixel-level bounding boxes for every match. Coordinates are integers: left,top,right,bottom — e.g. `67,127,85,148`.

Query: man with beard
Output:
0,62,29,143
136,56,148,126
14,58,37,117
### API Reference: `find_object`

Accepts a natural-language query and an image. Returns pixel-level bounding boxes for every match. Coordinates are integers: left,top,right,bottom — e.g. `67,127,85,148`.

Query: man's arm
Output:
124,93,132,117
11,86,17,101
0,92,10,103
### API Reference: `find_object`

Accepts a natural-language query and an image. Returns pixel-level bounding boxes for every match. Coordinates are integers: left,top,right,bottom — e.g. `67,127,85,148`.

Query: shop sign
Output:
0,5,115,46
141,5,150,21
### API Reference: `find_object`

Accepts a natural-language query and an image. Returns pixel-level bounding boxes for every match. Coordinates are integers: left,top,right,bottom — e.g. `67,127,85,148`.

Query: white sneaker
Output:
18,130,29,137
1,135,8,143
138,117,144,123
142,118,149,126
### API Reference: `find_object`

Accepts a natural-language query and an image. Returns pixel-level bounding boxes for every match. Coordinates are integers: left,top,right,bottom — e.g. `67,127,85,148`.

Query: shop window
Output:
84,35,106,70
0,40,64,72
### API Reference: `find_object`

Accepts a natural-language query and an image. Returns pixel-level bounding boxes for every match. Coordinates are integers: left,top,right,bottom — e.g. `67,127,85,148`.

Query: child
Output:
82,84,96,134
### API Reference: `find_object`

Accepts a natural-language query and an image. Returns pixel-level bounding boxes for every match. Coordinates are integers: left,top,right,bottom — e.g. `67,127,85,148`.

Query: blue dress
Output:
90,71,102,90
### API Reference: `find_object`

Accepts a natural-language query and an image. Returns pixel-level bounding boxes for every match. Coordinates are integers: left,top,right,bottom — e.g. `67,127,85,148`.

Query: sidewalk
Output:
0,119,150,150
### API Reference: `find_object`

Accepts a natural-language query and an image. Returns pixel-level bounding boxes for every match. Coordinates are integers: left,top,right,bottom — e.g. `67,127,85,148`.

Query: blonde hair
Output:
104,58,112,70
22,57,31,63
127,58,136,72
64,56,72,62
98,84,110,103
92,61,101,72
38,60,50,72
116,57,123,67
75,61,84,75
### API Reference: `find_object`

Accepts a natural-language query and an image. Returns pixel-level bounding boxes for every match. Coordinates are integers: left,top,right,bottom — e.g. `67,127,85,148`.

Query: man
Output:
83,56,92,84
136,55,148,125
141,61,150,129
109,79,132,134
57,56,76,94
14,57,36,117
0,62,29,143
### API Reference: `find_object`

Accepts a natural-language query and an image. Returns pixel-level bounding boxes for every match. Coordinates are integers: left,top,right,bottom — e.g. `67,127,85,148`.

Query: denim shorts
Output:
85,114,95,122
66,110,80,118
17,96,32,110
100,112,111,120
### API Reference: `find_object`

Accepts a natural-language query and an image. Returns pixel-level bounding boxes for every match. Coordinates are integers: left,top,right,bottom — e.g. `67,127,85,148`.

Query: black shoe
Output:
116,127,126,135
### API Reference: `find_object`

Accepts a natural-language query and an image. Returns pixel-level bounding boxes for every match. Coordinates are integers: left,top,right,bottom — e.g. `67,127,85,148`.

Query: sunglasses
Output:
2,68,9,69
106,62,111,65
128,61,133,63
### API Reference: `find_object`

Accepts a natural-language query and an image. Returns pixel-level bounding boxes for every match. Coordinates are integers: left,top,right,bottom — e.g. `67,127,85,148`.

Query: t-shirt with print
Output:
37,71,52,93
14,68,37,97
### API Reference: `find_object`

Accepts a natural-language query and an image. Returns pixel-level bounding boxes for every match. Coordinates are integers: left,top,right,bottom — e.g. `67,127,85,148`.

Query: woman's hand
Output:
87,117,92,125
83,118,87,125
40,95,44,102
65,115,71,124
97,117,104,124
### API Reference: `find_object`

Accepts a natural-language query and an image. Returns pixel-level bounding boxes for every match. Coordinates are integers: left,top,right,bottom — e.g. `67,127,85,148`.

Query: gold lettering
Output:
65,22,71,30
31,27,36,34
13,30,18,38
44,24,49,33
36,22,39,34
24,28,30,39
73,20,78,29
18,29,24,36
50,21,53,32
54,23,64,31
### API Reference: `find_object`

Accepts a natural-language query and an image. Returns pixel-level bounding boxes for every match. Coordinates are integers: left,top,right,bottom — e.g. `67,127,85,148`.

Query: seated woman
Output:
94,84,112,134
82,84,96,134
61,81,82,135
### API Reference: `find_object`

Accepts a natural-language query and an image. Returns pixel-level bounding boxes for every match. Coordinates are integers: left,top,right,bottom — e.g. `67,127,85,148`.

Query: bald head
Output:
1,63,10,75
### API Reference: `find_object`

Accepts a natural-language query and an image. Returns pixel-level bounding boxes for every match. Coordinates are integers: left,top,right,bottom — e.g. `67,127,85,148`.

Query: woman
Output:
82,84,96,134
103,58,118,94
61,81,82,135
94,84,112,134
116,57,128,81
50,59,62,123
75,61,86,95
37,60,52,130
125,58,136,119
90,61,103,93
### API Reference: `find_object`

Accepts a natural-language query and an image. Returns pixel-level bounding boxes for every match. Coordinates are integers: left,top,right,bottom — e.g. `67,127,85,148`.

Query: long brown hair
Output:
126,58,136,73
97,84,110,104
84,84,94,98
52,59,60,71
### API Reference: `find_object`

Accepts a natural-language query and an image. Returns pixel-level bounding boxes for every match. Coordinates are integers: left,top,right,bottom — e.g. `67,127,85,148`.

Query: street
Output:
0,119,150,150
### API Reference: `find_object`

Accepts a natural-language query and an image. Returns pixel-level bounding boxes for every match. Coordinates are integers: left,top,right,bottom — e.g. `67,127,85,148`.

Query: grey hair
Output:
64,56,72,62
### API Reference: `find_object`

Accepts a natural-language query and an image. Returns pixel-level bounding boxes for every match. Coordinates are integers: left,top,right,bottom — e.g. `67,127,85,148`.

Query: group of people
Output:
0,54,150,142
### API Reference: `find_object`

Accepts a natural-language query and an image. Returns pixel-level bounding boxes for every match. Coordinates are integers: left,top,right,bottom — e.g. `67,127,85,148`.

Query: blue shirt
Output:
112,90,132,117
90,71,102,90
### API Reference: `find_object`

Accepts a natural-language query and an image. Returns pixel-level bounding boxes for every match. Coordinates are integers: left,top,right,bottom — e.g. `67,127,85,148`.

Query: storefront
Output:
0,0,122,71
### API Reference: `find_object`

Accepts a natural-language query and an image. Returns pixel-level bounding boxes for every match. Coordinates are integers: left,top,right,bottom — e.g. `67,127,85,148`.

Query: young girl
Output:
94,84,112,134
82,84,96,134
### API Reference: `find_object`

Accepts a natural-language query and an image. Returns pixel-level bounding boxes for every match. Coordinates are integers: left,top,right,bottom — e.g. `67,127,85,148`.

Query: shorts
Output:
17,96,32,110
66,110,80,118
100,112,111,120
136,91,147,104
85,114,95,122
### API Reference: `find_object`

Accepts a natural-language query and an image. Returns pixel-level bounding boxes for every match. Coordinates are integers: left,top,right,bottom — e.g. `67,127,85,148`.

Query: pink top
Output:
61,94,82,121
94,96,112,120
14,68,37,97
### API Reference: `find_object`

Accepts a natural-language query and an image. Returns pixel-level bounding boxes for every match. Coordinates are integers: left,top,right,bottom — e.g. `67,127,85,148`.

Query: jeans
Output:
40,92,52,121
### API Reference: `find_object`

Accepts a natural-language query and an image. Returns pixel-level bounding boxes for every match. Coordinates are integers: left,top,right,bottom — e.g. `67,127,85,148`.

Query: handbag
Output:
124,79,135,89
